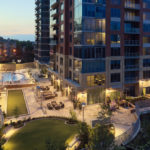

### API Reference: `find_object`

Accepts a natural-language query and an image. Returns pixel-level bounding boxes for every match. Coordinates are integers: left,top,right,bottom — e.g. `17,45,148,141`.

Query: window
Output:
70,23,72,31
143,70,150,79
60,47,63,54
87,74,105,87
111,0,120,5
125,71,139,82
95,47,105,58
70,0,72,6
143,0,150,8
69,47,72,55
96,19,106,32
73,72,79,83
83,4,95,17
146,87,150,94
60,35,64,43
61,2,64,10
111,48,120,56
111,8,121,18
143,23,150,32
82,60,105,73
69,71,72,79
143,12,150,21
61,14,64,21
69,59,72,67
70,11,72,18
84,32,105,45
111,60,120,70
96,6,105,18
70,35,72,42
61,24,64,32
60,68,63,75
74,32,82,45
111,21,120,31
60,57,63,65
143,47,150,55
143,59,150,67
111,34,120,44
111,73,120,83
143,36,150,44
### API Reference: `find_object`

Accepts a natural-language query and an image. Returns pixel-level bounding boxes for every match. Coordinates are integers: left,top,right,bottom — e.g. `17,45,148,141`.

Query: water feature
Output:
0,72,25,82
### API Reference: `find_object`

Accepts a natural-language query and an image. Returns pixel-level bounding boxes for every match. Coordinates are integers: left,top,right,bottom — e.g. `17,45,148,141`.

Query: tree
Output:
78,122,91,148
78,122,115,150
98,103,111,124
88,124,114,150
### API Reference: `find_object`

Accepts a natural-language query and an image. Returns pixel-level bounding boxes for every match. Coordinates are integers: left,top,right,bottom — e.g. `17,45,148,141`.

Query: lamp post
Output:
82,103,86,122
40,90,43,109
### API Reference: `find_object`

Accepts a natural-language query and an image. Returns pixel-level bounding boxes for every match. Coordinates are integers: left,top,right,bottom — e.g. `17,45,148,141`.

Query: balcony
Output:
51,1,59,10
125,53,139,58
125,77,139,83
124,40,140,46
125,2,140,10
125,65,139,70
51,13,59,19
35,5,40,11
35,0,40,5
125,28,140,34
124,16,140,22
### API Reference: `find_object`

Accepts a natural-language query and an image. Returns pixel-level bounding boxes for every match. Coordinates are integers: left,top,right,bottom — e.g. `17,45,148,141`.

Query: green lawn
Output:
3,119,79,150
7,90,27,117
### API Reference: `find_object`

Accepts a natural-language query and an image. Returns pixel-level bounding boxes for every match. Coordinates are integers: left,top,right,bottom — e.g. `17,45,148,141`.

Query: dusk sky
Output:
0,0,35,40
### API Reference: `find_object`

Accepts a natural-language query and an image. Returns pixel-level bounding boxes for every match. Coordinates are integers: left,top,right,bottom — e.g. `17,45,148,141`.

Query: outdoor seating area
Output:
47,101,65,110
37,86,58,100
106,97,135,112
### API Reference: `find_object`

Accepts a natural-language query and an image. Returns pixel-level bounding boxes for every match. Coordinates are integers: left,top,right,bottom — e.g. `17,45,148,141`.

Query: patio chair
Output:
47,103,53,110
59,102,64,108
54,104,61,110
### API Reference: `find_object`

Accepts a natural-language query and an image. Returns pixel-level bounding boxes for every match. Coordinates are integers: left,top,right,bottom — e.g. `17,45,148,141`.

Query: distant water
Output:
3,34,35,42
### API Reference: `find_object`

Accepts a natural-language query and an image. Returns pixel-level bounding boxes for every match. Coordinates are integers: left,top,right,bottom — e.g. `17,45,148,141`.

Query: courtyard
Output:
0,69,139,148
3,119,78,150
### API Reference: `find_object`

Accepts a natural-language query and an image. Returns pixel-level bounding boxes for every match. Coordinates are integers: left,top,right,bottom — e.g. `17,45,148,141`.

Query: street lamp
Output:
82,103,86,122
40,90,44,109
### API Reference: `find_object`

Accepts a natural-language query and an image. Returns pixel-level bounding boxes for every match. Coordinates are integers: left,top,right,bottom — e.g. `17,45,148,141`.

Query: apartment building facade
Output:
35,0,50,64
36,0,150,104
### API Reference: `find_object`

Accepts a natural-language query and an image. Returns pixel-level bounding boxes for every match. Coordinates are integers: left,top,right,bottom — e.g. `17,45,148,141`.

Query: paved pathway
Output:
111,108,137,137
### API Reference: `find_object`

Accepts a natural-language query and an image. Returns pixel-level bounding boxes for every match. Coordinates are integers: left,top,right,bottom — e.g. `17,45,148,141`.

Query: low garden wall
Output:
0,62,36,71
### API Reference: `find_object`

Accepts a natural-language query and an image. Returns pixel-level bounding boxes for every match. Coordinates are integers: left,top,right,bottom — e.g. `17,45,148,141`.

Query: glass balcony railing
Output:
124,40,140,45
125,65,139,69
124,16,140,22
125,28,140,34
125,77,139,83
125,2,140,9
125,53,139,57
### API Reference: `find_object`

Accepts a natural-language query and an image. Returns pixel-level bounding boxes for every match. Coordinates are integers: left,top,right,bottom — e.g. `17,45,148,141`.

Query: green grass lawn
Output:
7,90,27,117
3,119,79,150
